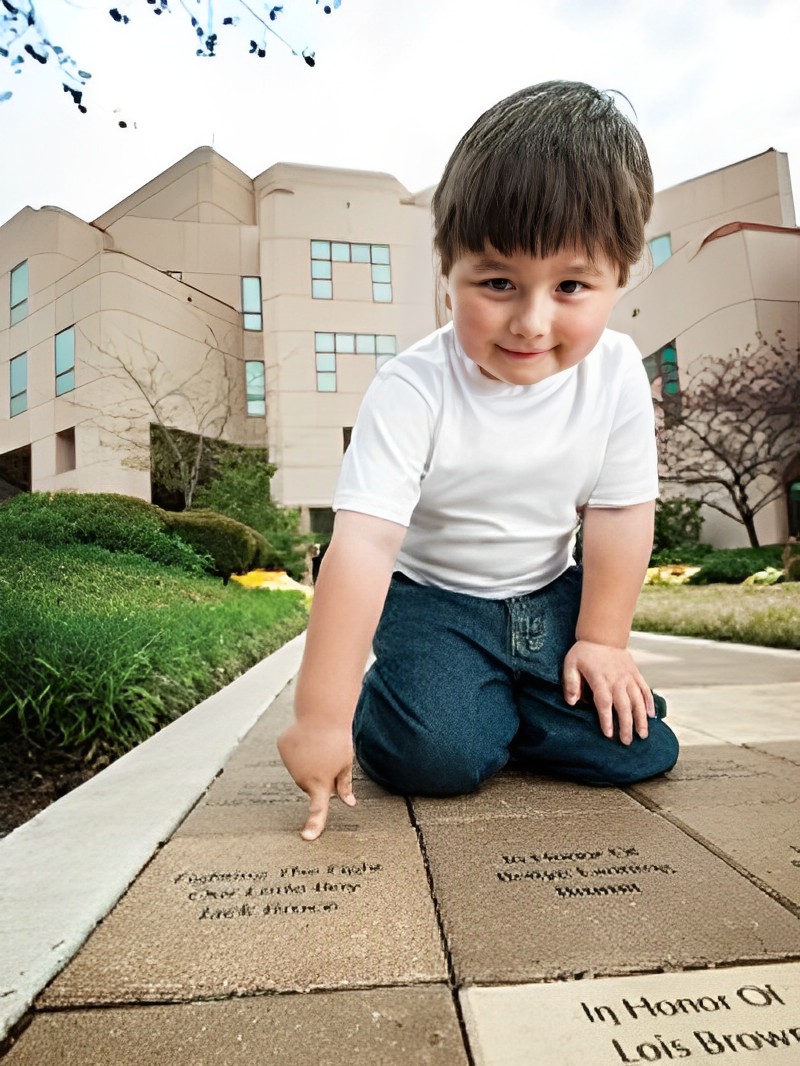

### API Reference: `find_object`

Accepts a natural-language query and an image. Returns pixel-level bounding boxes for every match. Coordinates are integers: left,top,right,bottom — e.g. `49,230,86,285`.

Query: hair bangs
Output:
433,81,653,285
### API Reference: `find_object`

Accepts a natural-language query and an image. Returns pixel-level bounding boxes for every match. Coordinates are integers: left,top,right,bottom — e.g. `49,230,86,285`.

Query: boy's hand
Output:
562,640,655,745
277,720,356,841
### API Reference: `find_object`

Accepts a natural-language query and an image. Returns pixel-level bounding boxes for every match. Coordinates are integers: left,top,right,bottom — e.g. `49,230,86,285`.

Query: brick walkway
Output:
2,633,799,1064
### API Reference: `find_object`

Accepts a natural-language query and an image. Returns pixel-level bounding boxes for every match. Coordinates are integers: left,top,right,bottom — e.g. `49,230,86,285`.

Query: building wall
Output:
2,146,796,551
254,163,436,508
610,150,799,547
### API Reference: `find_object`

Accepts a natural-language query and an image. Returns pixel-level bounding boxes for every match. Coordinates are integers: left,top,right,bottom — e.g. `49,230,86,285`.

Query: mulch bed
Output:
0,738,108,838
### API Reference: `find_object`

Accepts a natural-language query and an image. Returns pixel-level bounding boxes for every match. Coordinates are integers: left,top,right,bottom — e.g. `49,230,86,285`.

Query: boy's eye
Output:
484,277,513,291
557,280,586,294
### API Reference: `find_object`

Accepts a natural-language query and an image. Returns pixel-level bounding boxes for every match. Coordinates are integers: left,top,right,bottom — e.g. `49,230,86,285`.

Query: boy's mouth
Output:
498,346,552,359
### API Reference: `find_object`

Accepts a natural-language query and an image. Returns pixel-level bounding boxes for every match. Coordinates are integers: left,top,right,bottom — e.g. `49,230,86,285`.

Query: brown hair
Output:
432,81,653,286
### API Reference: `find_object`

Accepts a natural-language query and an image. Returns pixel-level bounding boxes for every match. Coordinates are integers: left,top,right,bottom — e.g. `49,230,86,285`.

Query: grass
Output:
0,538,309,756
634,582,800,650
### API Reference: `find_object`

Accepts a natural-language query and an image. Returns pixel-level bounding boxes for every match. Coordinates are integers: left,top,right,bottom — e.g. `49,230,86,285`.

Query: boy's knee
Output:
601,721,680,786
355,729,497,796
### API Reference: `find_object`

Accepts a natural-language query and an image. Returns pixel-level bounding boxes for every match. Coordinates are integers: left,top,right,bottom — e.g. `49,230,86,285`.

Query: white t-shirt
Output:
333,322,658,599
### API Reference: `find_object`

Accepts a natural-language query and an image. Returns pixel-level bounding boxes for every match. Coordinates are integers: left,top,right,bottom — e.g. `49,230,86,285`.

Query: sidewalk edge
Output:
0,631,306,1041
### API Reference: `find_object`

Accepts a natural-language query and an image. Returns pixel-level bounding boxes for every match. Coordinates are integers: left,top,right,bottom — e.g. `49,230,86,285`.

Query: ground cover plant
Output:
0,502,309,834
0,538,307,756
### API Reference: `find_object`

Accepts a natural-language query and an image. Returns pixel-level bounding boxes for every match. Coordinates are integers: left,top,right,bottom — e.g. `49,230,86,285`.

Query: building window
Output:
314,332,397,391
245,360,266,416
10,260,28,325
56,427,76,473
55,326,76,395
241,276,262,330
314,332,337,391
10,353,27,416
648,234,672,269
310,240,393,302
644,341,681,423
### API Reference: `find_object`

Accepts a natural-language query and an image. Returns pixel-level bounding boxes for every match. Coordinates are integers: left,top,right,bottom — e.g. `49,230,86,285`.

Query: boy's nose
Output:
509,296,550,339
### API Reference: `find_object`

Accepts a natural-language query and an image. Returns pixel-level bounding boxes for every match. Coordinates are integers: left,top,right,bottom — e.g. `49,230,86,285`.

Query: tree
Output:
655,335,800,547
88,325,237,510
1,0,342,115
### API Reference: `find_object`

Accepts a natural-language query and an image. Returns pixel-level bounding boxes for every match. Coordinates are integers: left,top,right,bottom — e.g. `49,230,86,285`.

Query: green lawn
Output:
634,583,800,650
0,538,309,756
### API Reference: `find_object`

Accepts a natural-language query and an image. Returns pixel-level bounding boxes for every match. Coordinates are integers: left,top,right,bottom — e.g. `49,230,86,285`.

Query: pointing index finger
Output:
301,786,331,841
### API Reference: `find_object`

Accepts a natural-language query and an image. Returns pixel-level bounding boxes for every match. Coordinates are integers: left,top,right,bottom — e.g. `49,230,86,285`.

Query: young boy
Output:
278,80,679,840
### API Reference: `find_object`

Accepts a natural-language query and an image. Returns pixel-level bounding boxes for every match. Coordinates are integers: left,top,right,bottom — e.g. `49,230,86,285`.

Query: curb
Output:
0,632,306,1041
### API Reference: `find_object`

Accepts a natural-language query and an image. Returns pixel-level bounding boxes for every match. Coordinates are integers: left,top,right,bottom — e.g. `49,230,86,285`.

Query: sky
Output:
1,0,799,228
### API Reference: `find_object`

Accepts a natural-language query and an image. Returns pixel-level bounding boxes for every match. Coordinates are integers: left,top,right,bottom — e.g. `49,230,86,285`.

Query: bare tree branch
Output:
655,334,800,547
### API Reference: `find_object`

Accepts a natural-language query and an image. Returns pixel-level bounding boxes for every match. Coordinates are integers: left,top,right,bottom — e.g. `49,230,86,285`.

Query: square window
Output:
56,369,75,396
241,276,261,312
371,263,391,284
317,372,337,392
311,259,332,280
376,335,396,355
243,312,262,331
246,360,266,416
56,427,76,473
355,334,376,355
371,244,390,265
648,234,672,269
351,243,370,263
55,327,76,395
316,352,336,372
10,353,27,416
10,260,28,324
335,333,355,353
331,242,351,262
372,283,393,303
315,332,335,352
311,240,331,260
55,327,75,375
312,279,333,300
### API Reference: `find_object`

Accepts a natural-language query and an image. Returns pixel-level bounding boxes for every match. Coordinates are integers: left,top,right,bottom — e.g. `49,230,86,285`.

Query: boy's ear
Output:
444,291,452,311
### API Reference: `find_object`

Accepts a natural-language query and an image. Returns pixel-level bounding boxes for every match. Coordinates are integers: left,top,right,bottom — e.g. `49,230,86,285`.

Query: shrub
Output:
193,448,312,579
688,546,784,584
652,497,704,556
0,491,207,573
164,509,271,582
784,542,800,582
650,542,714,566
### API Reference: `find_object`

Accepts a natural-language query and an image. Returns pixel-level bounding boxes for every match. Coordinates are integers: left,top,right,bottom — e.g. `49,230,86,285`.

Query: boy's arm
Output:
277,509,407,840
562,501,655,745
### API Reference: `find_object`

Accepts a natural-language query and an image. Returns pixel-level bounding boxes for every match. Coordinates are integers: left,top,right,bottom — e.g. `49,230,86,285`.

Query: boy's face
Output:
444,245,621,386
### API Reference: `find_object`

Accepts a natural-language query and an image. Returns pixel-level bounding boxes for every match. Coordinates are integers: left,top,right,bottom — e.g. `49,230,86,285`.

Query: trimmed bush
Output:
650,542,714,566
784,542,800,582
0,491,207,573
164,509,272,582
688,546,784,585
652,498,704,556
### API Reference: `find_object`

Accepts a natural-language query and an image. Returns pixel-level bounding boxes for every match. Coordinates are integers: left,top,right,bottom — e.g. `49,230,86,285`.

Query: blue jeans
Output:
353,568,679,795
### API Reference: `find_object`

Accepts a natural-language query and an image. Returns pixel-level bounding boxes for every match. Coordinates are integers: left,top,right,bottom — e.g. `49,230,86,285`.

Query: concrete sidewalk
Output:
2,631,800,1064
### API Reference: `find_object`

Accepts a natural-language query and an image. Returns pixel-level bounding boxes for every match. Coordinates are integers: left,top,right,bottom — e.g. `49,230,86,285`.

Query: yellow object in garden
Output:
231,570,313,597
644,565,702,586
743,567,784,586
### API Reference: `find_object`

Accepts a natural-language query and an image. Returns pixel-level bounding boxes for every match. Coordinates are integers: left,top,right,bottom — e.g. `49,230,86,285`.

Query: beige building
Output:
1,146,797,544
0,148,435,532
609,149,799,547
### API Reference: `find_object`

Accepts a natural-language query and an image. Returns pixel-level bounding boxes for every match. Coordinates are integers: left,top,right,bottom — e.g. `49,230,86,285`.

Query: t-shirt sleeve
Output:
333,367,437,526
587,343,659,507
